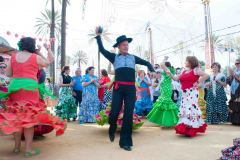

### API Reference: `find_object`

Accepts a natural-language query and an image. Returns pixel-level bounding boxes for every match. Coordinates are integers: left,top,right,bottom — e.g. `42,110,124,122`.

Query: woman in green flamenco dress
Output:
55,66,77,121
147,61,179,127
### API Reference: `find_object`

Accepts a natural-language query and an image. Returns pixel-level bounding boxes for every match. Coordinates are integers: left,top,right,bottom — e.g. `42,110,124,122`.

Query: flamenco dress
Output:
175,69,207,137
55,74,77,120
135,77,152,116
98,76,111,110
0,53,66,136
147,68,179,127
33,69,57,136
206,74,228,124
79,74,100,123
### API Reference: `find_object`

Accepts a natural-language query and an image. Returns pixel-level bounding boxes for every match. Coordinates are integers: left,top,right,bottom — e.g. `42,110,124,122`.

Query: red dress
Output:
179,70,199,91
175,69,207,137
0,53,65,136
98,76,111,102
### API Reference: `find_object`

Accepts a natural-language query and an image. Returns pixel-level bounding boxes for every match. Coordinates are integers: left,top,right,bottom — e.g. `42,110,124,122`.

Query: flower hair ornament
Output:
17,40,23,51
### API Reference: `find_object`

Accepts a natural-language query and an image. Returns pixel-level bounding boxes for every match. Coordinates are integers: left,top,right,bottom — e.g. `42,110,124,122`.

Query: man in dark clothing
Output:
95,28,155,151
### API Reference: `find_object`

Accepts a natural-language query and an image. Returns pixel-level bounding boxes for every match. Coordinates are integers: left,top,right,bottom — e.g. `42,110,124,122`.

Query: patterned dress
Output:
98,76,112,110
55,74,77,120
0,73,9,108
206,73,228,124
79,74,100,123
175,69,207,137
147,68,179,127
135,77,152,116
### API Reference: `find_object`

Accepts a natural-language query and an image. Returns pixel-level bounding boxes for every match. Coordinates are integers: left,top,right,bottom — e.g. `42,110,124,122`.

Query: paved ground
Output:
0,120,239,160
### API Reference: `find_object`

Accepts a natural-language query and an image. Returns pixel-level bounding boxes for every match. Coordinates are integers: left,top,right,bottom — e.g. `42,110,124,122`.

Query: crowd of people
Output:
0,34,239,158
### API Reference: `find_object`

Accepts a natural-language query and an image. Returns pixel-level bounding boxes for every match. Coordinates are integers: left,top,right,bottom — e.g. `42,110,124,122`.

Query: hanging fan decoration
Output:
82,0,87,20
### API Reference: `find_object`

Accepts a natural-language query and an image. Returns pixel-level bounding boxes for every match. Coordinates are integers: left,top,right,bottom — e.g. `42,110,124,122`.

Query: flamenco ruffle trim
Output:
0,100,66,136
147,102,179,127
175,123,207,137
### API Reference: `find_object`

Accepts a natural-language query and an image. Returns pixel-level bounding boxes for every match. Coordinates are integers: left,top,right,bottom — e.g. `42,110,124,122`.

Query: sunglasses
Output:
0,64,6,69
235,63,240,65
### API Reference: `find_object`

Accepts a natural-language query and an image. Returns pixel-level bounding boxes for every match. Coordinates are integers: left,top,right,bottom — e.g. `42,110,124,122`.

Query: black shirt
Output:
62,74,72,84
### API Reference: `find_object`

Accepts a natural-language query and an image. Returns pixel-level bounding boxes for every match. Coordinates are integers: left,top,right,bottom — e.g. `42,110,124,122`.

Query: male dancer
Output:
95,27,155,151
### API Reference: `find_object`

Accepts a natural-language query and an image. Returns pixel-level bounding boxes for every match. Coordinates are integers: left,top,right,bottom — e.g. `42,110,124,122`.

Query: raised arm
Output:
134,55,155,72
36,43,54,68
95,36,115,64
194,68,209,84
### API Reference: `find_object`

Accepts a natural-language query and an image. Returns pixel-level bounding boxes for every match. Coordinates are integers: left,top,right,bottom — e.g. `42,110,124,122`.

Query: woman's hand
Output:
72,91,76,96
228,67,234,76
193,82,202,88
216,80,227,87
43,43,50,50
205,82,212,88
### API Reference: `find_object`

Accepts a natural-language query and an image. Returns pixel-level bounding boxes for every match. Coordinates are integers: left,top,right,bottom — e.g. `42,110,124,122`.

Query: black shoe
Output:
108,125,116,142
120,145,132,151
109,134,115,142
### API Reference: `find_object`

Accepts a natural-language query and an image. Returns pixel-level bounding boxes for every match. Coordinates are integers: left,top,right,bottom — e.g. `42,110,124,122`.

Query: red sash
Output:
111,81,135,90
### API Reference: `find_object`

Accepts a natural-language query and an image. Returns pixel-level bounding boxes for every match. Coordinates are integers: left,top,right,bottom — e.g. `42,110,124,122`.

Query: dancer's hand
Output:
95,26,103,36
165,69,171,75
37,45,41,50
193,82,202,88
43,43,50,50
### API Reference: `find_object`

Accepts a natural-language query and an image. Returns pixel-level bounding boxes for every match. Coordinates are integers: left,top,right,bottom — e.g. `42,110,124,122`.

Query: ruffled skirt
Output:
55,87,77,119
147,97,178,127
0,89,66,136
175,88,207,137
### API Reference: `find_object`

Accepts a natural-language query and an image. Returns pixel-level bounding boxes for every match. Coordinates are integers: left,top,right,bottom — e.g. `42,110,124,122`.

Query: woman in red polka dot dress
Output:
167,56,209,137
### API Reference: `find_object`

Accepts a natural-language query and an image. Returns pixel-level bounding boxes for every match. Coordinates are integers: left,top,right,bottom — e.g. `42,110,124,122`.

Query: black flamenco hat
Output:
113,35,132,48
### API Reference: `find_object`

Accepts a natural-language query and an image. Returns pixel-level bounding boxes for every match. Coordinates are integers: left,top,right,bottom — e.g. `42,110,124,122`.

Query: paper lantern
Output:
39,38,42,41
15,33,19,38
6,31,11,35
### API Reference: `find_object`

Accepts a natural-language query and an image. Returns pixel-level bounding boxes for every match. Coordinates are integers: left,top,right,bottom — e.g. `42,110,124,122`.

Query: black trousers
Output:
73,90,82,106
109,84,136,147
